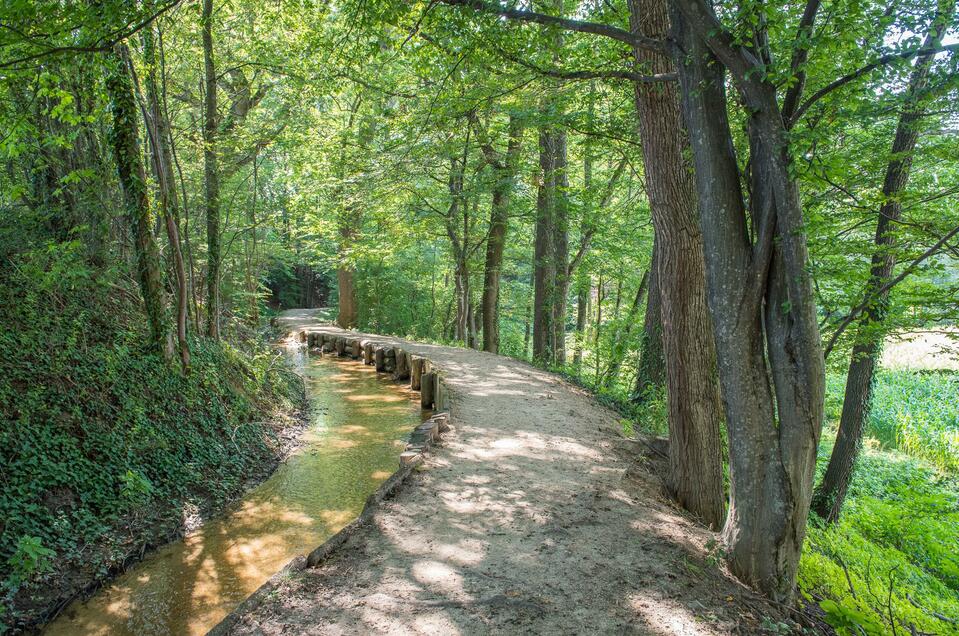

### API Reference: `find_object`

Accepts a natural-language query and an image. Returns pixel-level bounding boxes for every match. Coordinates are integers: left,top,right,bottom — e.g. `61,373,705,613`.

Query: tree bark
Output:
811,7,949,523
572,278,589,367
480,115,522,353
672,1,826,601
532,126,557,363
627,0,725,529
105,44,172,361
142,25,190,371
201,0,221,339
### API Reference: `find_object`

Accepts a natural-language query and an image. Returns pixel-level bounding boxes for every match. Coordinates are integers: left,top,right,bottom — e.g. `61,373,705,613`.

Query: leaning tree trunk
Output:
202,0,221,339
633,240,665,400
143,26,190,371
672,1,825,602
105,44,172,361
627,0,725,529
811,9,948,523
603,271,648,387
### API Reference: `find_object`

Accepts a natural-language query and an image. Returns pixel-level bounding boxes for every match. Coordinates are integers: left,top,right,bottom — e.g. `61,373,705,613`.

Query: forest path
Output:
221,309,791,635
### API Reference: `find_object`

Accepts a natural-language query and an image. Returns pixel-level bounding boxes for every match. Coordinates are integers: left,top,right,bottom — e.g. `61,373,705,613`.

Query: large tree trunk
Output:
672,2,825,601
811,11,948,523
481,115,522,354
143,26,190,371
549,130,569,365
201,0,221,339
105,44,172,361
627,0,725,529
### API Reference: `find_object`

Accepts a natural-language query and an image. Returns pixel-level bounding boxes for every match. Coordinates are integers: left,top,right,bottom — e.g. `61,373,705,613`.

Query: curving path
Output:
217,309,795,635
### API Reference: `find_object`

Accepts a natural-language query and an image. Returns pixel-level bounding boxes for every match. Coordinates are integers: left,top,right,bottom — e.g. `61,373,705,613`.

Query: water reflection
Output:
46,351,428,636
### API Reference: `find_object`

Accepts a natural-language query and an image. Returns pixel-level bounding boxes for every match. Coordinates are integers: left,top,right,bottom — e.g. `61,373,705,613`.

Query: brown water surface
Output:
45,349,427,635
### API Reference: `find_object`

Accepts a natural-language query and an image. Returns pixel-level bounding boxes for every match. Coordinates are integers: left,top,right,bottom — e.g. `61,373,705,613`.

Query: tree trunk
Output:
633,241,665,399
201,0,221,339
603,271,648,386
627,0,725,529
143,26,190,371
532,126,557,363
550,129,569,365
105,44,172,361
572,278,589,367
481,115,522,354
811,9,948,523
672,1,826,601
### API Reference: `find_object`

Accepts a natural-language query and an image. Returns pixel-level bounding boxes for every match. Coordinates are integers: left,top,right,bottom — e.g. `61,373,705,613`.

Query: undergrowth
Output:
0,241,305,631
825,369,959,471
801,443,959,635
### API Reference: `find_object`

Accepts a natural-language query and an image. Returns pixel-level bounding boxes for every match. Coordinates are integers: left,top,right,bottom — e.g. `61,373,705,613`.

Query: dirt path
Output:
221,310,798,635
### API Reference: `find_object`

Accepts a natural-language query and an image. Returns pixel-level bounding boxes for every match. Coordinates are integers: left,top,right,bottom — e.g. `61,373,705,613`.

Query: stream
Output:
45,346,429,635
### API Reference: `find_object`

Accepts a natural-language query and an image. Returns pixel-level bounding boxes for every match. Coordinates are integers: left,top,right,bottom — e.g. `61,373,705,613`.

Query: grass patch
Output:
801,443,959,635
825,369,959,471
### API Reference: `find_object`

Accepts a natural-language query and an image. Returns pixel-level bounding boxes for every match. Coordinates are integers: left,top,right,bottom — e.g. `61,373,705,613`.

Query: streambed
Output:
46,348,428,635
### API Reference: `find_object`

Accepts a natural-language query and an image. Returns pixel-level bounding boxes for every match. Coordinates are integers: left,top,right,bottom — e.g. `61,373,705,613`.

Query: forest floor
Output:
219,309,824,636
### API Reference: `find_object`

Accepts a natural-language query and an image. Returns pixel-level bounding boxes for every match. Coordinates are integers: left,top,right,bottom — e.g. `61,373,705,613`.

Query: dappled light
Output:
45,355,428,635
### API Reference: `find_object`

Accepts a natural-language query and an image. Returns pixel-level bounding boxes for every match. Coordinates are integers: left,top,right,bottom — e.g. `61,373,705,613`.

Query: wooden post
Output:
435,375,446,410
410,356,424,390
393,349,410,381
363,342,374,365
374,347,386,372
335,337,346,356
384,348,396,373
351,339,361,358
420,371,435,408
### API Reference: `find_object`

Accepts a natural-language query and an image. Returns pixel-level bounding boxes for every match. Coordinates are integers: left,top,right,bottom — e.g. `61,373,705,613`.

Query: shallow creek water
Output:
46,347,429,635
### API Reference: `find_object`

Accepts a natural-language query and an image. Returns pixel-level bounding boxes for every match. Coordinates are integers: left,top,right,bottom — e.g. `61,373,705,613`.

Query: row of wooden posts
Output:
300,331,450,411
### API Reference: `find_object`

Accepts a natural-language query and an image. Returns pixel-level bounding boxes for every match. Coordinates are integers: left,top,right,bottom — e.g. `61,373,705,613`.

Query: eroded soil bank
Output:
217,309,820,635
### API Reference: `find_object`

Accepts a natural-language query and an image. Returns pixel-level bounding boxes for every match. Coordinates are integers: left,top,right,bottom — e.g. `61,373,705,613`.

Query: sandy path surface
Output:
221,309,798,635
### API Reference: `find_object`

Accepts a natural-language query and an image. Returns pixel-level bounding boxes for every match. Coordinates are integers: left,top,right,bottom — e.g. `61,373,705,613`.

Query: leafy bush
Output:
0,243,304,630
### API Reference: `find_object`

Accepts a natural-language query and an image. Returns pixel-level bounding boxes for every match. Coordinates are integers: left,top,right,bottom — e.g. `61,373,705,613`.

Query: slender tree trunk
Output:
604,271,648,386
627,0,724,529
594,274,604,379
550,130,569,365
105,44,172,361
143,26,190,371
481,115,522,354
336,99,363,328
672,2,826,601
811,9,949,523
573,278,589,367
633,241,665,399
201,0,221,339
